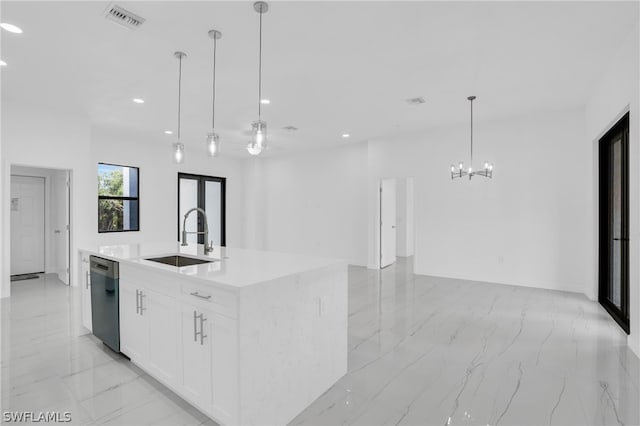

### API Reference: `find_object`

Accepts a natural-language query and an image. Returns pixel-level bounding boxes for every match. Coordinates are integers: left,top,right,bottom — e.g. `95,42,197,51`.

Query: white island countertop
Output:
81,242,345,289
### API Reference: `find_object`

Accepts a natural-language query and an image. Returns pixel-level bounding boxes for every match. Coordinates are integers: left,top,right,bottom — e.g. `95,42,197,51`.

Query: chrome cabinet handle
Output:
139,291,146,315
193,310,199,342
190,292,212,300
193,311,206,344
135,289,140,315
200,315,207,345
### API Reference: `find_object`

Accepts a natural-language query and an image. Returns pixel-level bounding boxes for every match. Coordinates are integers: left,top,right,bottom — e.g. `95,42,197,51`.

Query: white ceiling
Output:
1,1,638,157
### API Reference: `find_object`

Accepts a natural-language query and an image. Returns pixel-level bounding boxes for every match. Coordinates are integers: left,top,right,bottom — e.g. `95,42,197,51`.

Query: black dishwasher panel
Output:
90,256,120,352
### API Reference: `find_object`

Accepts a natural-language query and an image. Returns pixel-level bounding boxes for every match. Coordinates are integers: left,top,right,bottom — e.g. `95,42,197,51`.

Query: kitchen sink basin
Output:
145,255,214,267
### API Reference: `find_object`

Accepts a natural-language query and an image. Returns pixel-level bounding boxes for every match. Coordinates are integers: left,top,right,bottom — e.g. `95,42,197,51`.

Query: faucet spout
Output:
181,207,213,253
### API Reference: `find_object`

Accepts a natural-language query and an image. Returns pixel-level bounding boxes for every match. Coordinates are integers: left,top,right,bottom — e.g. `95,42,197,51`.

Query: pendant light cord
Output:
177,54,183,141
470,97,473,166
258,8,263,120
212,37,217,130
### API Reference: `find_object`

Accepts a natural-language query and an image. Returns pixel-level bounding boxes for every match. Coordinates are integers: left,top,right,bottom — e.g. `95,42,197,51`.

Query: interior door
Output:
52,171,70,284
380,178,397,268
10,175,45,275
599,113,629,334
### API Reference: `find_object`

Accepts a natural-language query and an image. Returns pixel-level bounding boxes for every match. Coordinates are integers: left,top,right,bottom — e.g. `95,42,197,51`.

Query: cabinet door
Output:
180,304,213,409
81,256,92,332
146,288,180,387
119,281,148,363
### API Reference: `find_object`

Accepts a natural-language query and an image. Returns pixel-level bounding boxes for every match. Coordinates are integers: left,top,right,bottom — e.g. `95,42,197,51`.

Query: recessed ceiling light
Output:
164,130,173,135
0,23,23,34
341,133,350,138
0,60,6,67
260,99,270,105
133,98,145,104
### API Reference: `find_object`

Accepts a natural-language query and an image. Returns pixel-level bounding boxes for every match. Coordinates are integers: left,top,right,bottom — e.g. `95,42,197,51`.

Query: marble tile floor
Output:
292,258,640,426
1,260,639,425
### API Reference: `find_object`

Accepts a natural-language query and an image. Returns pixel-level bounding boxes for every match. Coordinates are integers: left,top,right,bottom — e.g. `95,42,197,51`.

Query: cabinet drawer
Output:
120,263,181,298
181,280,237,319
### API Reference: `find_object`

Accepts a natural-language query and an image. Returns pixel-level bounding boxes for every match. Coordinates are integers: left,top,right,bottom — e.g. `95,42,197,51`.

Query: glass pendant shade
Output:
247,140,263,156
251,120,267,150
173,142,185,164
207,132,220,157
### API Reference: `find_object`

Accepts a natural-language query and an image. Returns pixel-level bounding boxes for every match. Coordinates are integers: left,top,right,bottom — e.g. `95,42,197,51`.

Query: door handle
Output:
135,290,140,314
613,238,629,241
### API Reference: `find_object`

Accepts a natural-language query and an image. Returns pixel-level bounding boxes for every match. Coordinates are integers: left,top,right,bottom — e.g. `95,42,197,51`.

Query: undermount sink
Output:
145,255,214,267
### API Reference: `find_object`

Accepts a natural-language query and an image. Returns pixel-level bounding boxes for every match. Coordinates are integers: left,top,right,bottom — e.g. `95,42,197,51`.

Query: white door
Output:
10,175,45,275
380,178,397,268
52,171,70,284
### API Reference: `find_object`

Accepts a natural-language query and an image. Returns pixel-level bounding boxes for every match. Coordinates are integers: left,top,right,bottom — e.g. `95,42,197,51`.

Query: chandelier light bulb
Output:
173,143,185,164
450,165,455,173
207,132,220,157
247,141,263,156
458,162,463,170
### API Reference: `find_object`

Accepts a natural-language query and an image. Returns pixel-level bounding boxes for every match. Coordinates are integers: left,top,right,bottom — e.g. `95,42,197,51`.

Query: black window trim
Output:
177,172,226,246
98,162,140,233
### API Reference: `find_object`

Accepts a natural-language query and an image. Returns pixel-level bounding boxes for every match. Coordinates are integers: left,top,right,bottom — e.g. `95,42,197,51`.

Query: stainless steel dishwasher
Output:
90,256,120,352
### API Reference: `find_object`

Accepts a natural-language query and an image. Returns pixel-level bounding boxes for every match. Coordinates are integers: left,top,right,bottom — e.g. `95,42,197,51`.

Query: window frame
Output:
98,162,140,233
177,172,226,246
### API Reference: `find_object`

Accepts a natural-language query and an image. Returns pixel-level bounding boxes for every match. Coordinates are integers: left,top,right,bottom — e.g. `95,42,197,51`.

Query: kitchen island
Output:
79,243,348,426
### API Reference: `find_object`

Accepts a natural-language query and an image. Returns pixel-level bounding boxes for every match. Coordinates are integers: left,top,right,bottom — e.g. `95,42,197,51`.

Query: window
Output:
178,173,225,246
98,163,139,232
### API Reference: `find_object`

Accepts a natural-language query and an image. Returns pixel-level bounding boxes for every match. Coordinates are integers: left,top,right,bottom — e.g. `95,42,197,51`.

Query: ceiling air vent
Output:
103,4,145,30
405,96,426,105
283,126,299,131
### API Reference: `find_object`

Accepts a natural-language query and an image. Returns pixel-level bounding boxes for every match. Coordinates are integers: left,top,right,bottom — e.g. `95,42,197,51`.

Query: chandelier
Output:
451,96,493,180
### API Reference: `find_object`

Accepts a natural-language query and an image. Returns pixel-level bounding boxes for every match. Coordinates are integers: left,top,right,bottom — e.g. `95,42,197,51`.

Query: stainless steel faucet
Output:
181,207,213,254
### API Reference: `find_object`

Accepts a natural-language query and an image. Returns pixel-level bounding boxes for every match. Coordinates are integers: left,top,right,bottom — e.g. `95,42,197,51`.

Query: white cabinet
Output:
180,303,213,409
120,279,180,387
119,279,148,362
118,264,239,425
146,288,180,386
180,302,238,425
80,253,92,332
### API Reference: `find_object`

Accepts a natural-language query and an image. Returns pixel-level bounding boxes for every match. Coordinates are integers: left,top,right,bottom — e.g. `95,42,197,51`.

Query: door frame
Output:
177,173,226,246
598,112,630,334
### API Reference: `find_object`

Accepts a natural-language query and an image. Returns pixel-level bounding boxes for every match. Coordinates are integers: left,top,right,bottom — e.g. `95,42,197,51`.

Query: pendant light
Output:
450,96,493,180
207,30,222,157
247,1,268,156
173,51,187,164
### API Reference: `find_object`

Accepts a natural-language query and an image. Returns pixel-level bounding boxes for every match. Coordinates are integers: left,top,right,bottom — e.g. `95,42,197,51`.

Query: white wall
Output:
396,177,414,257
367,107,591,294
10,165,67,275
585,24,640,358
1,101,93,297
243,143,368,266
91,126,245,249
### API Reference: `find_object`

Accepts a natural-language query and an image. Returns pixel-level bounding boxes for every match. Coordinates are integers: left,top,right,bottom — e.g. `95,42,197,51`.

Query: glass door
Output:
178,173,226,246
599,113,629,334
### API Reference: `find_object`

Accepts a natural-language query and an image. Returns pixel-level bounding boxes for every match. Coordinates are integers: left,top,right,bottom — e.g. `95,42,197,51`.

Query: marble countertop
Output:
81,242,344,289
